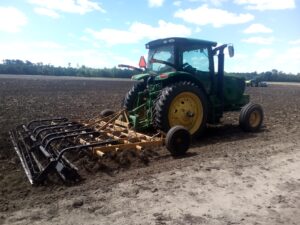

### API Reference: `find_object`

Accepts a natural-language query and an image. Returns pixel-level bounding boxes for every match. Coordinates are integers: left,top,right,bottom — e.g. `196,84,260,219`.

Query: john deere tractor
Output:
121,37,263,137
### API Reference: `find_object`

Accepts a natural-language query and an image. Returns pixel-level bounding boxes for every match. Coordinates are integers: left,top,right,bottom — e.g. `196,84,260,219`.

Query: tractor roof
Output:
146,37,217,49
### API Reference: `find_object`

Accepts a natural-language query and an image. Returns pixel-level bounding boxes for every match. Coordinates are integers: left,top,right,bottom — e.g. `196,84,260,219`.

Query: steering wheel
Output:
182,63,196,73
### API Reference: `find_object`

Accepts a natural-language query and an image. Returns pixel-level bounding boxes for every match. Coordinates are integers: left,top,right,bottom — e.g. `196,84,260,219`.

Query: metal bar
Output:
41,127,92,146
9,131,34,184
93,139,163,153
57,139,119,160
43,131,100,150
39,146,51,158
35,123,82,140
17,129,40,175
33,122,75,137
27,118,68,129
30,151,44,172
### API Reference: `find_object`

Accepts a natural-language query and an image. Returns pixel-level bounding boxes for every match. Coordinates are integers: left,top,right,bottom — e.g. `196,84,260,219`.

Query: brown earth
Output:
0,76,299,225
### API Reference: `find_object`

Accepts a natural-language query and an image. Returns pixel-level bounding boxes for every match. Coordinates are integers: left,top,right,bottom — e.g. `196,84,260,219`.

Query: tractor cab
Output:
146,37,217,75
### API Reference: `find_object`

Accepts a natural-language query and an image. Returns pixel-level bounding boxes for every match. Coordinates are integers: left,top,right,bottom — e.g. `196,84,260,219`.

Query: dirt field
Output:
0,76,299,225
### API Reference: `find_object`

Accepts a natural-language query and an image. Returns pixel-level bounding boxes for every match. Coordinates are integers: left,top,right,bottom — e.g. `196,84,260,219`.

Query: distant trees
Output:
0,59,299,82
228,70,300,83
0,59,138,78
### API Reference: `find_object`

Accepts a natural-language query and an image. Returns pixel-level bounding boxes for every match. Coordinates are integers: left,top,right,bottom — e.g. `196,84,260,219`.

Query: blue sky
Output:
0,0,299,73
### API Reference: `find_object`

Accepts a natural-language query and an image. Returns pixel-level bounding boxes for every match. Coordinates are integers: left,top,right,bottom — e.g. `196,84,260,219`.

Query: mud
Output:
0,76,299,225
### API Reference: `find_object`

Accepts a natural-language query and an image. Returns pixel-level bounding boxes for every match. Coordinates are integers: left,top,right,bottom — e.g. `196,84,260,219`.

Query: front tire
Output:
154,81,208,137
123,81,146,110
239,103,264,132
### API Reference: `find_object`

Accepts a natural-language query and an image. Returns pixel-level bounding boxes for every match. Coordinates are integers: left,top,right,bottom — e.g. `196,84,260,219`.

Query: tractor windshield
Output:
148,45,175,73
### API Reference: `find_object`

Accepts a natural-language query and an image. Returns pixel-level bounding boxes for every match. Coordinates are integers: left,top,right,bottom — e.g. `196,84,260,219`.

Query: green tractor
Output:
121,37,264,137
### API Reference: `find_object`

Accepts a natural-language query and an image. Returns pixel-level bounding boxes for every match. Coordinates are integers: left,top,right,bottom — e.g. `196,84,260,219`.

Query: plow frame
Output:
9,110,168,185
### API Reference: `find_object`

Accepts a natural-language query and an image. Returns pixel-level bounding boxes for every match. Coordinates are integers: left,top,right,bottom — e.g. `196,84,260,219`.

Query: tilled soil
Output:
0,75,299,225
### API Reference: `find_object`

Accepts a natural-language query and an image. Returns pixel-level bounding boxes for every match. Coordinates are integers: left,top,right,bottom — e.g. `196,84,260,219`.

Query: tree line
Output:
0,59,300,82
0,59,138,78
228,70,300,83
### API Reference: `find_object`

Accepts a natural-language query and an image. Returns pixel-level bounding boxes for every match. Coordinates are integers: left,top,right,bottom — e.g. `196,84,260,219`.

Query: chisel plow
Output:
9,110,173,185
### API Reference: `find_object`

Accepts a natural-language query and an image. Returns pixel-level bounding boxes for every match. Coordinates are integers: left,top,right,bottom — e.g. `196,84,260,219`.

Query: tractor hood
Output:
131,73,150,81
131,71,185,81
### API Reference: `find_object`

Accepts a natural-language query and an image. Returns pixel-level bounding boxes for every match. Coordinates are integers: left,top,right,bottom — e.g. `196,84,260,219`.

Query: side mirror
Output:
228,45,234,58
139,56,147,68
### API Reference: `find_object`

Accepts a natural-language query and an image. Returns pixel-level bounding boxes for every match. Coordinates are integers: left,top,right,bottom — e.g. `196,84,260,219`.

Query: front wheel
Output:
123,81,146,110
239,103,264,132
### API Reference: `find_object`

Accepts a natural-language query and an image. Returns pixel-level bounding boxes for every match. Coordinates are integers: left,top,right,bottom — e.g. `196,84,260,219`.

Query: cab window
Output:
182,48,209,72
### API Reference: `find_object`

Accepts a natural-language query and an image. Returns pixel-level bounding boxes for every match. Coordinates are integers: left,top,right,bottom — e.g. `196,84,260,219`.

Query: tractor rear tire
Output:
165,125,191,156
239,103,264,132
155,81,208,137
100,109,115,117
123,81,146,110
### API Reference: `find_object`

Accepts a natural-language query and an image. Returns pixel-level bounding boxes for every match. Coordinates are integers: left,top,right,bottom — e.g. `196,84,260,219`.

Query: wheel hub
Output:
186,111,194,117
168,92,203,134
249,110,261,127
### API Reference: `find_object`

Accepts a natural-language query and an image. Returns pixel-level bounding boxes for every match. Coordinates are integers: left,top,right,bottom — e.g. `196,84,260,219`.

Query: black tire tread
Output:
165,125,190,156
100,109,115,117
239,103,264,132
123,82,146,110
154,81,208,137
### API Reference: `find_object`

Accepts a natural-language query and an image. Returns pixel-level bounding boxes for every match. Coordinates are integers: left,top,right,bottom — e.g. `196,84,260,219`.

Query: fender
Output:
154,71,191,81
131,73,151,81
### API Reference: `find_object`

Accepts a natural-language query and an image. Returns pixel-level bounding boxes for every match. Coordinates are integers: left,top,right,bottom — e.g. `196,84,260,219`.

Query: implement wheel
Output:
155,81,208,137
165,126,191,156
239,103,264,132
100,109,115,117
123,81,146,110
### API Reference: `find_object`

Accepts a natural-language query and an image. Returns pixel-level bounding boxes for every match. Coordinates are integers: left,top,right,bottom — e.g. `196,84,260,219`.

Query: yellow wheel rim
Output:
249,110,261,128
168,92,203,134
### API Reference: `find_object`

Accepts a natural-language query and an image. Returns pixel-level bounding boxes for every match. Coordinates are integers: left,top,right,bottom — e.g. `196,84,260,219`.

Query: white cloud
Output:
34,7,60,18
0,7,27,33
86,20,192,45
174,4,254,27
148,0,164,7
173,1,181,7
234,0,295,11
243,23,272,34
202,0,228,6
255,48,274,59
194,27,202,33
274,47,300,73
0,40,136,68
289,38,300,45
227,46,300,73
242,36,274,45
28,0,105,18
80,36,90,42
